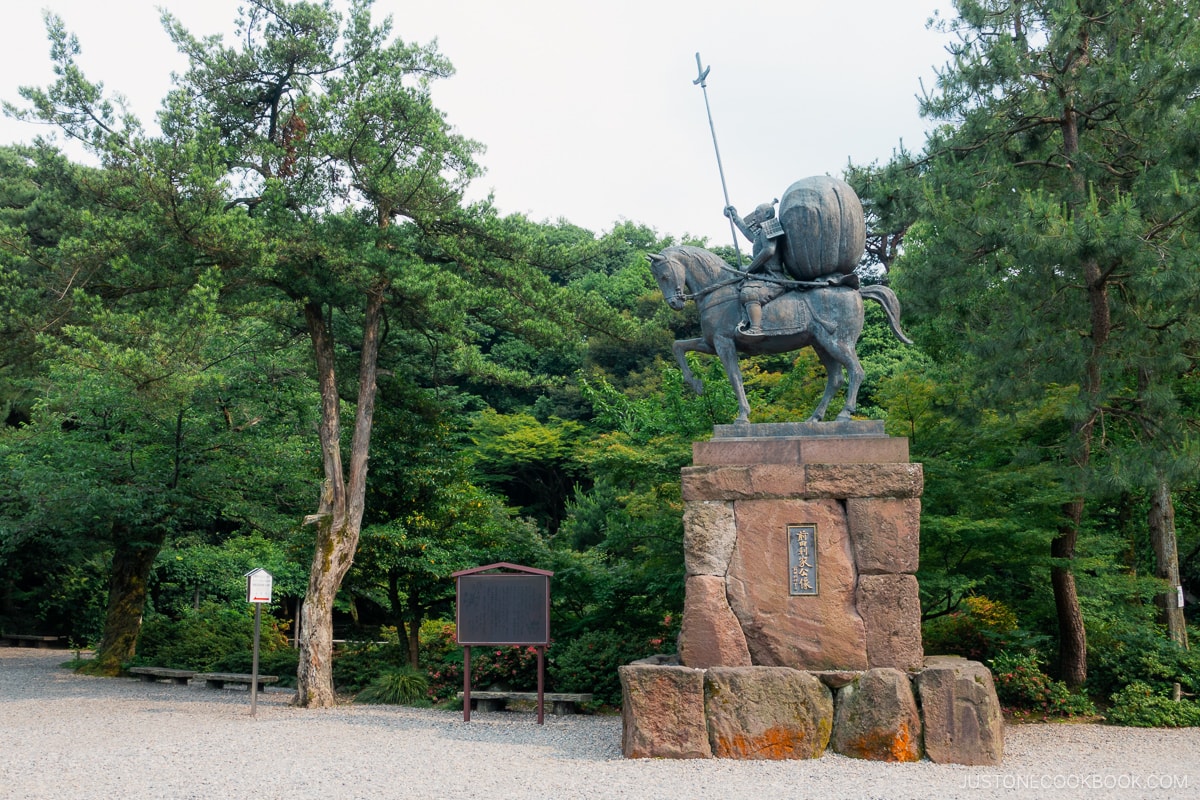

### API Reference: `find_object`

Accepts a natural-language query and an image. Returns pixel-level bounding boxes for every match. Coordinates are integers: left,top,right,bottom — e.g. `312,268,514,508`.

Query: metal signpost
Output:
452,562,552,724
244,568,273,717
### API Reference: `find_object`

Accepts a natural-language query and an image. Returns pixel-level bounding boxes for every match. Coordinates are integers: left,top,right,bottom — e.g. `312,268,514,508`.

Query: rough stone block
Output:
917,657,1004,765
693,435,908,466
681,464,808,501
856,574,923,671
678,575,751,668
832,668,923,762
704,667,832,759
847,497,920,574
805,463,923,499
725,499,867,670
620,665,711,759
683,500,737,576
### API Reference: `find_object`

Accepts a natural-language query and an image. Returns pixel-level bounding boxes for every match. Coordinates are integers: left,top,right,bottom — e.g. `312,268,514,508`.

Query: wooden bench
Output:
194,672,279,691
458,691,593,715
129,667,195,686
0,634,64,648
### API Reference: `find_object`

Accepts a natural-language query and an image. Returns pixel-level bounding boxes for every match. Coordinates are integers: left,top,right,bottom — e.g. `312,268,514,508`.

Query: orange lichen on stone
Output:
713,726,814,760
840,722,921,762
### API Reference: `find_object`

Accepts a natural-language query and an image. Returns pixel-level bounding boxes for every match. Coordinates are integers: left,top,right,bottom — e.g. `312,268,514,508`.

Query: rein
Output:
677,262,837,303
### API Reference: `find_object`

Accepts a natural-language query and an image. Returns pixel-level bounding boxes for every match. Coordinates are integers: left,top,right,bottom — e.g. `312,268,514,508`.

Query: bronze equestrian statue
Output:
648,176,910,424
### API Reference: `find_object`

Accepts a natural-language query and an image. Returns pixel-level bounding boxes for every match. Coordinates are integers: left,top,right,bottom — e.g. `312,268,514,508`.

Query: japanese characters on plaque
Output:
788,524,818,596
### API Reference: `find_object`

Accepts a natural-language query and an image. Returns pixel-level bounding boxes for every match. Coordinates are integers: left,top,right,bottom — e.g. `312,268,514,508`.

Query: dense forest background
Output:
2,0,1198,720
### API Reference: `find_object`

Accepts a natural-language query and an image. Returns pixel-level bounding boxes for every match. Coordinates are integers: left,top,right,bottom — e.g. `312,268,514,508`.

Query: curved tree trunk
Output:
79,532,162,676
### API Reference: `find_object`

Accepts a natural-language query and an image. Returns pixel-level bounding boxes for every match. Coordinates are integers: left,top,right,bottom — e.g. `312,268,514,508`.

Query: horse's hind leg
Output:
828,342,865,421
808,345,845,423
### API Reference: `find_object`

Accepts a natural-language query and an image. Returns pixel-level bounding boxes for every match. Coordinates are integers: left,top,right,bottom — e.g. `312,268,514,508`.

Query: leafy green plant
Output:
923,595,1022,661
549,629,662,707
1107,682,1200,728
332,628,410,694
1087,623,1200,699
419,620,464,702
990,650,1096,719
132,603,286,672
355,666,430,705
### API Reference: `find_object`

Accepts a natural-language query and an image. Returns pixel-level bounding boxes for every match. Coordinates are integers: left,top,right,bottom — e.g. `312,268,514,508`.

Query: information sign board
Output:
455,572,550,645
245,568,273,604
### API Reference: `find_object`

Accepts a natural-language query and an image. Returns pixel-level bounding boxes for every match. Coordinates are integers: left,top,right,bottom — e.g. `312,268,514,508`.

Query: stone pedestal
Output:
680,421,923,672
623,422,1003,765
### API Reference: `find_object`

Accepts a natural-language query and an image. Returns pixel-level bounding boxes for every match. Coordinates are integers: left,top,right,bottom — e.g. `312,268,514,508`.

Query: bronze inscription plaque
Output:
788,523,818,596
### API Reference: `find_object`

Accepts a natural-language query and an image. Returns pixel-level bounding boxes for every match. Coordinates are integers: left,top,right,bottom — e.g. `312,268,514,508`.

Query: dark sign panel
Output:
456,573,550,645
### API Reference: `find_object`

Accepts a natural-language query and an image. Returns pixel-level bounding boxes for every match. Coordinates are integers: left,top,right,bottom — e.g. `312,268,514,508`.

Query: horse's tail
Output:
860,284,914,345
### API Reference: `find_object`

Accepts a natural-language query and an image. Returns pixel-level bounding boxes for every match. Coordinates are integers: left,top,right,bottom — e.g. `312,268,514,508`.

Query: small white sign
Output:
245,568,273,604
1179,585,1186,609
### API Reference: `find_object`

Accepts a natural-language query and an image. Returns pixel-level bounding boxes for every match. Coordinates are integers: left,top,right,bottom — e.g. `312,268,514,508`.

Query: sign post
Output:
452,563,552,724
244,568,273,717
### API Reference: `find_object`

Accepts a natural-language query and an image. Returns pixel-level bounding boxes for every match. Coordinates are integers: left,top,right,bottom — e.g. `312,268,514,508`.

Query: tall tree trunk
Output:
1149,480,1189,649
1047,85,1103,688
79,531,162,676
295,286,385,707
1053,501,1088,688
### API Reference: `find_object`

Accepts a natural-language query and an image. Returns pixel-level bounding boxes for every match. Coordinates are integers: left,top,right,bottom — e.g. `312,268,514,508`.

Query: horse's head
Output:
646,249,688,310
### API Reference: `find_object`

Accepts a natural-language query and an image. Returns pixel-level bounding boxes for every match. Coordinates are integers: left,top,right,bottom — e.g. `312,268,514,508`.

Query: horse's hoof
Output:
835,410,854,422
806,415,824,424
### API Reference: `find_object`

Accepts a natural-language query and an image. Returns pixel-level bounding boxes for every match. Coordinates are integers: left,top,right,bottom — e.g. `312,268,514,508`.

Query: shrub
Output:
549,629,662,707
355,666,430,705
1087,623,1200,700
419,620,463,702
332,627,410,694
1107,682,1200,728
923,595,1022,661
418,620,545,702
990,650,1096,719
133,603,287,671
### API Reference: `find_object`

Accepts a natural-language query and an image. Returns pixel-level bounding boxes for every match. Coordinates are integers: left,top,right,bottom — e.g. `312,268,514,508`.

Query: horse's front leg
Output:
713,335,752,424
672,338,715,395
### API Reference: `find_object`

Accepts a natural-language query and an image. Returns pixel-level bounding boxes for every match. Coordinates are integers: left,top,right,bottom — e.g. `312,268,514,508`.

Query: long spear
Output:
693,52,743,267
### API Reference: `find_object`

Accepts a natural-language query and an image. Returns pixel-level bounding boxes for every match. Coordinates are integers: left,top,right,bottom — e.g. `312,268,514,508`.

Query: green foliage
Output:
548,629,666,708
990,650,1096,719
152,534,309,616
1107,682,1200,728
132,603,287,672
332,629,411,694
922,595,1025,662
418,619,465,702
355,666,430,706
1086,622,1200,700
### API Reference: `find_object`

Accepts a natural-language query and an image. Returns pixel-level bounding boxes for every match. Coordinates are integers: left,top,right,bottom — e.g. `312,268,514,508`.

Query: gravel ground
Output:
2,648,1198,800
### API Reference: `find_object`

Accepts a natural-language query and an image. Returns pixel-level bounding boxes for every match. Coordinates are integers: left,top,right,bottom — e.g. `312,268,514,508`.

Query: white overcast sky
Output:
0,0,956,246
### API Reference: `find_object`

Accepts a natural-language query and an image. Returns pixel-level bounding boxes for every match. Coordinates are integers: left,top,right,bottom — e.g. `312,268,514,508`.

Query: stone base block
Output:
917,656,1004,765
704,667,832,760
619,665,711,759
620,660,1002,765
832,668,923,762
857,574,923,670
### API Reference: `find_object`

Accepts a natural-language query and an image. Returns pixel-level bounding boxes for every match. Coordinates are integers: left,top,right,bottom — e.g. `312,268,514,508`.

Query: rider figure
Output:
725,200,788,336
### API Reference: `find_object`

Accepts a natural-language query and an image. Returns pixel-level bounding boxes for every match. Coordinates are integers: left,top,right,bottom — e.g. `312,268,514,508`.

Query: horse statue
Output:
647,244,911,424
